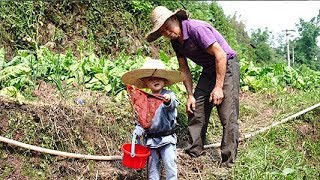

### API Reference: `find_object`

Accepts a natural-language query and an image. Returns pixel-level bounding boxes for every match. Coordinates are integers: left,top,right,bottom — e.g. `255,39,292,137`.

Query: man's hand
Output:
207,42,226,106
209,86,224,106
177,56,195,114
186,94,196,114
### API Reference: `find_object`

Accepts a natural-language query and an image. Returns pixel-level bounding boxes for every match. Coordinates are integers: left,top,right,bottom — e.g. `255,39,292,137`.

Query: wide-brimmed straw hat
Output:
146,6,188,42
122,58,185,88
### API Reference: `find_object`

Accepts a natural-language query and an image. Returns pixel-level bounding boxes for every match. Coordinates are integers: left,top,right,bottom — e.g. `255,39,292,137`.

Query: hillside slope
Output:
1,82,319,179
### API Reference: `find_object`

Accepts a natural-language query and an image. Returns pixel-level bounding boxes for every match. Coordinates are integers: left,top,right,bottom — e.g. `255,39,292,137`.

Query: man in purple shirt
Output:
146,6,240,168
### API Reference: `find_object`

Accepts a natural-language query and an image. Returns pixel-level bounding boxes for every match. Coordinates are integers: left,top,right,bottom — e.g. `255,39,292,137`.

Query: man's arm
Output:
207,42,227,105
177,56,196,113
178,57,193,95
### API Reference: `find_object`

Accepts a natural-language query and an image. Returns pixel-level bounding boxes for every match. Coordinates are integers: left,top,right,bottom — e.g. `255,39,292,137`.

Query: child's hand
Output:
133,125,144,136
163,94,171,103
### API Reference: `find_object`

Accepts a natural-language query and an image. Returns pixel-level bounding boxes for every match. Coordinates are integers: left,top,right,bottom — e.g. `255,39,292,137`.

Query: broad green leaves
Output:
240,58,320,92
0,47,319,100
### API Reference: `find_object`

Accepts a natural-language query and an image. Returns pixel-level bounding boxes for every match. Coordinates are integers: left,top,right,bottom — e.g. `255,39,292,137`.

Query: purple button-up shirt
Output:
171,19,236,71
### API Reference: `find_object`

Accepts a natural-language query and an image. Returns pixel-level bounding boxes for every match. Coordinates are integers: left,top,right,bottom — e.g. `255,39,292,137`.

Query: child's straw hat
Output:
122,58,185,88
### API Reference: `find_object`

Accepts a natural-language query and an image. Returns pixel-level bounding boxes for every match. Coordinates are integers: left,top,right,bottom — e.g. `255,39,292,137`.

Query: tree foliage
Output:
0,0,250,61
250,28,277,64
229,14,255,60
0,0,319,73
293,14,320,70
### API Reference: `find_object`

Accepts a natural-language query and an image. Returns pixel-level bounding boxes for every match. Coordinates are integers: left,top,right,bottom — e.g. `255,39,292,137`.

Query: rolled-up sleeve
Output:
191,26,217,50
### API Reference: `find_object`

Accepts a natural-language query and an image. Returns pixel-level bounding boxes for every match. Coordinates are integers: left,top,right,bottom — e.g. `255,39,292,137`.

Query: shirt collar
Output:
181,20,189,40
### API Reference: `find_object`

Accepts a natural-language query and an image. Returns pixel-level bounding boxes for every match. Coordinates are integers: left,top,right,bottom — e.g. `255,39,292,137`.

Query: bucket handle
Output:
131,133,142,157
130,133,137,157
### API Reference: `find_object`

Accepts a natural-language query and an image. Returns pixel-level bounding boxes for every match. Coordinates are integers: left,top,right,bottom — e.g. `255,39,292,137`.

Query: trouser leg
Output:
148,148,161,180
160,144,177,180
217,58,240,164
185,73,214,157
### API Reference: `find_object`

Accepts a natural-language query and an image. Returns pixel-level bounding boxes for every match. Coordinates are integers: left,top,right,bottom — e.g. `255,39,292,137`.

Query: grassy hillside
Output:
0,1,319,179
0,82,319,179
0,1,250,61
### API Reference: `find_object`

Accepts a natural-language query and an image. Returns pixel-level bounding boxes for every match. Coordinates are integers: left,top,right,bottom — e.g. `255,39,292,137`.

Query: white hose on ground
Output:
1,103,319,159
203,102,320,149
0,136,122,160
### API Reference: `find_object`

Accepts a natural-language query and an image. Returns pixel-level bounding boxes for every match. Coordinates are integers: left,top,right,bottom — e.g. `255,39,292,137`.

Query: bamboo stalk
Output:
0,136,122,160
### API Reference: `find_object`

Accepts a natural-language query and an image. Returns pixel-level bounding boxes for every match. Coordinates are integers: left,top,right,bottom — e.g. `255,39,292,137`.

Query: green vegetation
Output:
0,0,319,179
234,113,320,180
293,16,320,70
1,48,319,101
240,58,320,92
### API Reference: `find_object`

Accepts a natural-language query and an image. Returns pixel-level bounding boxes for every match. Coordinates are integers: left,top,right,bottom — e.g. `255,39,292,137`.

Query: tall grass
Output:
233,113,320,179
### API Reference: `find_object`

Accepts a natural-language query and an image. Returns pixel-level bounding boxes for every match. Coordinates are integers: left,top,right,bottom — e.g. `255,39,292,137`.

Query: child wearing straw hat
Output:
122,58,185,180
146,6,240,168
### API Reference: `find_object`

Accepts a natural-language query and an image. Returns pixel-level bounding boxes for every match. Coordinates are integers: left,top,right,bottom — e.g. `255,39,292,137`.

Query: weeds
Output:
233,113,320,179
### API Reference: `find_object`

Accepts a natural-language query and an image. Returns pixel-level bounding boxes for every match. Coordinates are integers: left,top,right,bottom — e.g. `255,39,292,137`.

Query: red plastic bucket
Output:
122,143,150,169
